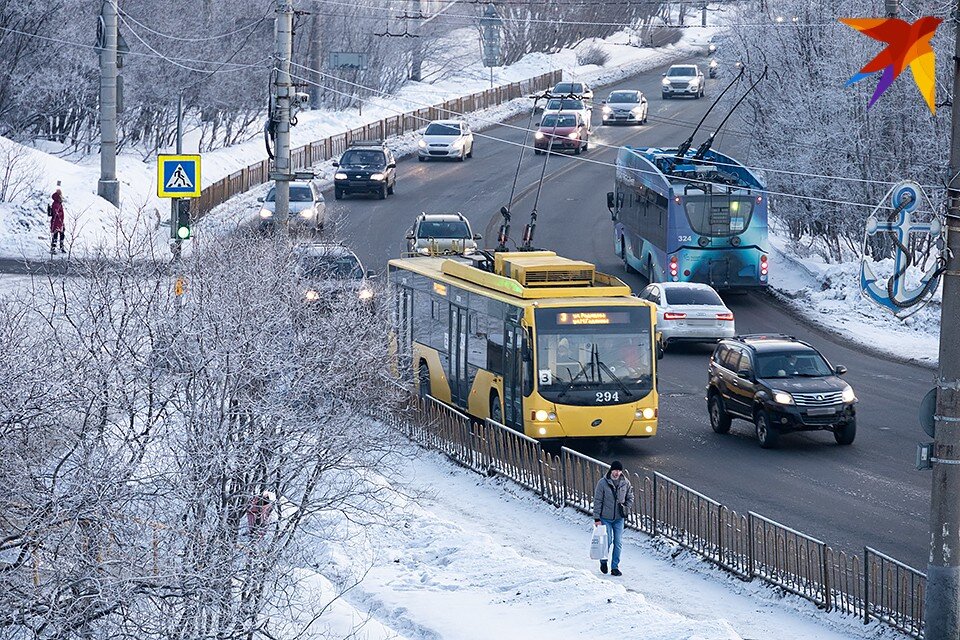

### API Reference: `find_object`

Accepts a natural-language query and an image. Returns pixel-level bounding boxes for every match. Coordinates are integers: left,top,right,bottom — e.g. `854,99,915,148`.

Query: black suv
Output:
706,335,857,448
333,141,397,200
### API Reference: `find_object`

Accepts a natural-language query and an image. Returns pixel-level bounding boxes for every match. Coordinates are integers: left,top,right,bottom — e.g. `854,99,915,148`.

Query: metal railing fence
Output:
383,393,927,639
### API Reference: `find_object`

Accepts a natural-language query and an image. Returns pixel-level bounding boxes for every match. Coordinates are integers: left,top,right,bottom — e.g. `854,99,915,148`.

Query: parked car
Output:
533,112,589,155
417,120,474,162
638,282,734,349
551,81,593,102
706,334,858,448
405,212,481,256
333,141,397,200
296,243,375,308
541,98,592,131
257,181,325,231
661,64,705,99
600,90,648,125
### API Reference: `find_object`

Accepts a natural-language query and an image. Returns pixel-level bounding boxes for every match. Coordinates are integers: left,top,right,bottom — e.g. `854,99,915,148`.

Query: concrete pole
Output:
701,3,707,27
272,1,294,228
309,11,322,109
410,0,424,82
925,3,960,636
98,0,120,207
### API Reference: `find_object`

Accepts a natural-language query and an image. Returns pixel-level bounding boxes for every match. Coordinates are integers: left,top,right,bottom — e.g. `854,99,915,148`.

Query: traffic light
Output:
174,199,191,240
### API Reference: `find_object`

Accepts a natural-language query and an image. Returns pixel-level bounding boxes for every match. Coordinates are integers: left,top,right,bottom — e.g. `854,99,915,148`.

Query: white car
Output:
661,64,705,99
257,181,325,231
638,282,735,350
601,90,648,125
541,98,592,131
551,81,593,102
417,120,474,162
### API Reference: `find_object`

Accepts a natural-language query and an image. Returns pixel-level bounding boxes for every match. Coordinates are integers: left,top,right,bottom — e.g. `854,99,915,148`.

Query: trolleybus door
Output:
502,319,523,431
449,304,469,407
396,287,413,379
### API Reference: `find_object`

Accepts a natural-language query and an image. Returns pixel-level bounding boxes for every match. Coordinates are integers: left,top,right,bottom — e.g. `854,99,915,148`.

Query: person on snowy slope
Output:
592,460,634,576
49,188,66,254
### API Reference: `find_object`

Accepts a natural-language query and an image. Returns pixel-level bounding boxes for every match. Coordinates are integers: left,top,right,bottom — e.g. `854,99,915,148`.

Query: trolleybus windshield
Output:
535,307,653,404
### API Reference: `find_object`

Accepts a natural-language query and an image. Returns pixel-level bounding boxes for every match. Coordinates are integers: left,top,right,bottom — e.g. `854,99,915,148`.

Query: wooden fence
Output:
192,70,563,217
381,393,927,639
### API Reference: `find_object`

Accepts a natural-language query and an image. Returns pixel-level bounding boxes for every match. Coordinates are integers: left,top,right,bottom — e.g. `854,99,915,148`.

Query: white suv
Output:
661,64,705,99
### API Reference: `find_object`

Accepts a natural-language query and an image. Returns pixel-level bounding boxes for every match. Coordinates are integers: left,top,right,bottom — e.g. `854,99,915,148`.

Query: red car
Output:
534,112,589,155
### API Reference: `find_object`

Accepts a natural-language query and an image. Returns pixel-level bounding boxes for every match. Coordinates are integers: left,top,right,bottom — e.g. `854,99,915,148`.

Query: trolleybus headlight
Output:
644,425,654,433
842,385,857,403
730,236,741,247
534,410,557,422
636,407,656,420
773,390,794,405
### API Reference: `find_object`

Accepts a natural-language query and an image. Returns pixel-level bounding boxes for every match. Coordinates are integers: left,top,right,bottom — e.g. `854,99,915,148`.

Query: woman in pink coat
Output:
49,189,65,254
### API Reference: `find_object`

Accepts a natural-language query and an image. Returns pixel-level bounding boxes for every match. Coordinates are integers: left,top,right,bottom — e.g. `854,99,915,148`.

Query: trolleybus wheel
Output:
490,394,503,424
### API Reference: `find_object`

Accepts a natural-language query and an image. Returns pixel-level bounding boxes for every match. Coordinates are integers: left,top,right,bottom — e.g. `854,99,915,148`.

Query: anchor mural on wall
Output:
860,181,944,317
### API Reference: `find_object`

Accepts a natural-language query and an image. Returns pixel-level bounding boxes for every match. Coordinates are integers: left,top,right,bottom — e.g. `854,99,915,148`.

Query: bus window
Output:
684,193,754,237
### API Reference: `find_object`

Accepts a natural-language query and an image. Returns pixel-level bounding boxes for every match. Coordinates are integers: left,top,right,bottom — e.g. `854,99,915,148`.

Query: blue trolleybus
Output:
607,146,769,289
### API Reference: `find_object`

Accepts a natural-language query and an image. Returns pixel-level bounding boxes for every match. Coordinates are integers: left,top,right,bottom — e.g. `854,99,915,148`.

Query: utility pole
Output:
309,12,322,109
925,1,960,635
701,3,707,27
98,0,120,207
271,1,294,229
410,0,424,81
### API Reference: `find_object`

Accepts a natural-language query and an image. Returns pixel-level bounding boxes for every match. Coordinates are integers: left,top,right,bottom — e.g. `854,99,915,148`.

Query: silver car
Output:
258,181,325,231
405,213,481,256
661,64,705,99
417,120,474,162
601,90,648,125
638,282,735,350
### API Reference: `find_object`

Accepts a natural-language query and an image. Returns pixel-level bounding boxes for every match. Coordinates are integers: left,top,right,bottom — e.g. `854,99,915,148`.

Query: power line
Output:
287,70,934,214
114,9,267,43
289,60,940,191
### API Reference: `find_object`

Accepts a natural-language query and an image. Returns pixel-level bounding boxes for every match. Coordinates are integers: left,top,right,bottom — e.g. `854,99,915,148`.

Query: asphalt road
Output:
320,57,934,568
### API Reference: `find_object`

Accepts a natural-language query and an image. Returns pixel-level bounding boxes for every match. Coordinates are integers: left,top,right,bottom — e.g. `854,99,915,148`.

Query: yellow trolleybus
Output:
389,250,658,439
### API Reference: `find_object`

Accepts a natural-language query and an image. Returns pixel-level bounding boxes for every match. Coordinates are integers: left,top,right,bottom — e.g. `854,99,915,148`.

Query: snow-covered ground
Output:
294,442,894,640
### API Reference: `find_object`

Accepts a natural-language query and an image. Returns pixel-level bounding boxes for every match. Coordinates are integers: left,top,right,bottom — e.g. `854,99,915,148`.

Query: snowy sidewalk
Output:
301,445,891,640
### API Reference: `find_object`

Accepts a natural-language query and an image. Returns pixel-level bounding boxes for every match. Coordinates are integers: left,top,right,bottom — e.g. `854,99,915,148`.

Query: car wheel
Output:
755,410,780,449
662,93,669,100
574,144,582,155
418,156,425,162
583,140,589,152
457,150,465,162
643,109,648,124
418,362,431,400
387,182,395,195
834,420,856,445
490,394,503,424
534,149,543,156
334,188,343,200
467,143,474,159
709,394,732,434
378,184,387,200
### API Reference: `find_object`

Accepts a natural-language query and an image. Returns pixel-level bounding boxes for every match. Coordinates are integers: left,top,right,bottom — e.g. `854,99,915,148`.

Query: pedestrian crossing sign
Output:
157,154,201,198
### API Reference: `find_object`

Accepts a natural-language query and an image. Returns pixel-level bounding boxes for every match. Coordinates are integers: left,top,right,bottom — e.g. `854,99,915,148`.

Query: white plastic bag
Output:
589,524,608,560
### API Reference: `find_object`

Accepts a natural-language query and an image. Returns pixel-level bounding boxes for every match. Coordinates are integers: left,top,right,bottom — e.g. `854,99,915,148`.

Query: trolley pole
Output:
97,0,120,207
925,2,960,636
272,1,294,230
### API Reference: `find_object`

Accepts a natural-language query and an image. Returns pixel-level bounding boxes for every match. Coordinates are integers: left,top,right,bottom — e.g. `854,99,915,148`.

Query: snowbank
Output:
294,442,890,640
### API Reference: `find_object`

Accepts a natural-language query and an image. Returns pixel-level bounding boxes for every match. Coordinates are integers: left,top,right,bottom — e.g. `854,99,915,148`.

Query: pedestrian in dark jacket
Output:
592,460,634,576
49,188,65,254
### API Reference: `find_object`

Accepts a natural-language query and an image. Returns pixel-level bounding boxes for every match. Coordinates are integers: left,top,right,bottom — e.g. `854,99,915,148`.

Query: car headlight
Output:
534,410,557,422
304,289,320,302
259,209,273,219
334,172,348,180
772,390,794,405
602,105,612,114
631,106,643,114
689,80,698,87
418,139,427,148
358,288,374,301
534,131,544,140
371,173,385,181
710,60,718,68
299,209,313,218
451,138,464,148
417,247,431,255
463,247,476,255
635,407,656,420
567,131,579,139
842,386,857,403
662,78,671,86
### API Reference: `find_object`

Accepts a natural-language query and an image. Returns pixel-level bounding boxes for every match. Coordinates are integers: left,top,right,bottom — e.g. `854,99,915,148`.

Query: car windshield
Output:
608,92,639,103
664,287,723,305
756,350,834,379
425,123,460,136
668,67,697,77
535,308,653,402
299,255,364,280
545,99,584,111
339,150,385,168
540,114,577,128
417,220,470,239
683,192,755,237
553,83,582,94
265,186,313,203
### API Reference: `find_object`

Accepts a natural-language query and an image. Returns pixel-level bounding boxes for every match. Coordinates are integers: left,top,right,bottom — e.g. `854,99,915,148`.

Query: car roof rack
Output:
347,139,387,148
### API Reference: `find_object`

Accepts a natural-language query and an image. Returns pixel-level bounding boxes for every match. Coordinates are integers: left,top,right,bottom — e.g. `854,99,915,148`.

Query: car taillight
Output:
716,312,734,321
663,312,686,320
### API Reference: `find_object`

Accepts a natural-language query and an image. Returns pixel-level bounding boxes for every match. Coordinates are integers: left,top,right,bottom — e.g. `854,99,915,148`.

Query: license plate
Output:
807,407,837,416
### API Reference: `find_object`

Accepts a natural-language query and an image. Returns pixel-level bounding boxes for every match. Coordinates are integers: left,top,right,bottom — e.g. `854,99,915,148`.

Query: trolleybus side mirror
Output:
606,191,616,219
